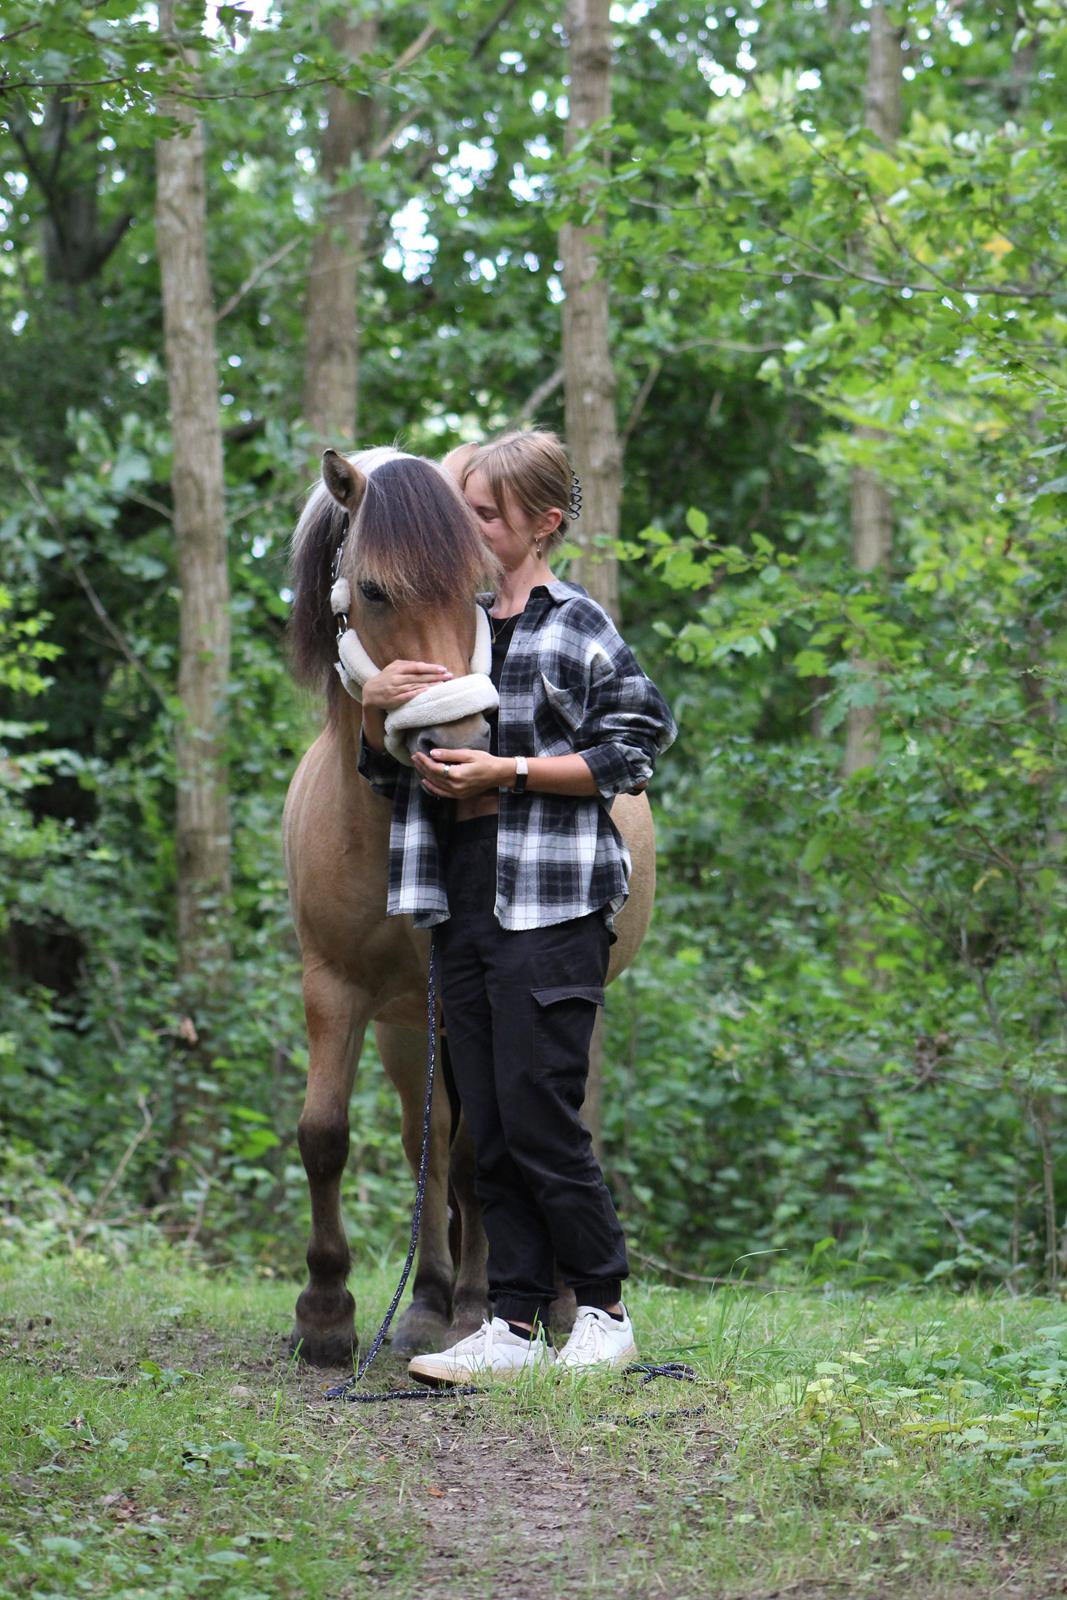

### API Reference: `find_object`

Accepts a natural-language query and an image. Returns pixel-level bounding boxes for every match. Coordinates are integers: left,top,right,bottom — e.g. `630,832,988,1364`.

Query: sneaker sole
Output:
407,1357,554,1387
407,1365,478,1389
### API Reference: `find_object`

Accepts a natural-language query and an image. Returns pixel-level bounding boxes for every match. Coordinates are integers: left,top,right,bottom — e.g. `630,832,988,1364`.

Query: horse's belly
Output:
607,791,656,984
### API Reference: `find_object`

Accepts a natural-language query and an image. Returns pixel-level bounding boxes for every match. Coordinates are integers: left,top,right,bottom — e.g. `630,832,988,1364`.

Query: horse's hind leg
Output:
375,1020,454,1356
291,961,367,1366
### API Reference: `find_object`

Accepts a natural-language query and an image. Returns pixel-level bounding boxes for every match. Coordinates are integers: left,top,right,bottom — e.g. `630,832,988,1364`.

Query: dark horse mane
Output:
288,448,498,715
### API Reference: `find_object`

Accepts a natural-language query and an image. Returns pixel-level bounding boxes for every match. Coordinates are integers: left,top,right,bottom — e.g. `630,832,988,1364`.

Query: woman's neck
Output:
493,558,554,616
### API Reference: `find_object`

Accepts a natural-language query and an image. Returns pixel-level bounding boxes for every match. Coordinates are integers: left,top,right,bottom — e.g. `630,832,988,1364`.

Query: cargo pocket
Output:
531,985,604,1096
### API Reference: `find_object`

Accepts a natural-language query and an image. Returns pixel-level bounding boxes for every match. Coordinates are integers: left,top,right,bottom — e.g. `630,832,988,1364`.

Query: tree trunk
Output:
843,5,903,776
155,0,231,1038
302,14,378,455
863,6,903,145
8,97,132,292
560,0,621,622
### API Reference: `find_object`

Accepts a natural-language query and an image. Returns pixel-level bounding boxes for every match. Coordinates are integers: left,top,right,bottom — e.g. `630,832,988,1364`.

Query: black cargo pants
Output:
434,815,629,1328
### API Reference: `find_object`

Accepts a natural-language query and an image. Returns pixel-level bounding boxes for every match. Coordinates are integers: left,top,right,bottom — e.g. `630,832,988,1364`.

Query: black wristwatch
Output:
512,755,529,796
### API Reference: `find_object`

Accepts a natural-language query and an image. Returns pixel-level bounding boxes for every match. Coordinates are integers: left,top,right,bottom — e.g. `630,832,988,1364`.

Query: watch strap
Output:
513,755,529,795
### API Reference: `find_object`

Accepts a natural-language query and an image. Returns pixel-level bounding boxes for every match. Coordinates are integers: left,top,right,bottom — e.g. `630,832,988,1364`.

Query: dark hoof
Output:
290,1283,357,1367
388,1303,452,1357
548,1288,577,1340
288,1324,358,1368
448,1300,490,1344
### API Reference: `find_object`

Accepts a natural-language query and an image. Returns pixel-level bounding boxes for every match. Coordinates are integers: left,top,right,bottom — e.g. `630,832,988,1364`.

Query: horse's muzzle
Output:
410,715,492,759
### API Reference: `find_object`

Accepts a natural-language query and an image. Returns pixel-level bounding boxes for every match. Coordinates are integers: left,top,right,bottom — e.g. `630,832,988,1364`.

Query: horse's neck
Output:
333,694,364,764
284,695,396,957
320,697,393,881
331,698,389,822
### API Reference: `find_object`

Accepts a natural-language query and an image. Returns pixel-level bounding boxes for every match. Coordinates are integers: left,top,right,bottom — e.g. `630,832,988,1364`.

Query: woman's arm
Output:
557,602,677,799
362,703,389,754
412,749,599,800
358,659,454,792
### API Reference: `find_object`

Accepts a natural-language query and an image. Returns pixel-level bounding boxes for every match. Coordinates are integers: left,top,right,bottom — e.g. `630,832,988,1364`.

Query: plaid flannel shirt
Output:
357,580,677,931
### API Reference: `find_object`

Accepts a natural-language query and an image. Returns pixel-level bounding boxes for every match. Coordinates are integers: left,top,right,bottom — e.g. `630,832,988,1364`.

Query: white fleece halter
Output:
330,453,499,766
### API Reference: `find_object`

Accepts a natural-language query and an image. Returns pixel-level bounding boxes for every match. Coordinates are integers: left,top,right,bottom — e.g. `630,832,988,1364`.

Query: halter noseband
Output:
328,455,499,767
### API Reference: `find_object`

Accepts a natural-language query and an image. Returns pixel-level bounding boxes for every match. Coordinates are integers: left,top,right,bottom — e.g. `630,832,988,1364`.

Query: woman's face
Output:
463,468,556,572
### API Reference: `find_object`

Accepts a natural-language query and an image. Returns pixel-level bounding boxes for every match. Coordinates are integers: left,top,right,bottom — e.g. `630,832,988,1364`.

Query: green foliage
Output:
582,1,1067,1290
1,1,1066,1293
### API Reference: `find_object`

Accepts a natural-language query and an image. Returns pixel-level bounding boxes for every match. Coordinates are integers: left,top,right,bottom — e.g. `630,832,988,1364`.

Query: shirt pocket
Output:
539,673,587,736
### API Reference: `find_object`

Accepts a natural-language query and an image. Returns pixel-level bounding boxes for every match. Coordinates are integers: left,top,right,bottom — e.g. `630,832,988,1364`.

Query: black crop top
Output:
486,610,520,758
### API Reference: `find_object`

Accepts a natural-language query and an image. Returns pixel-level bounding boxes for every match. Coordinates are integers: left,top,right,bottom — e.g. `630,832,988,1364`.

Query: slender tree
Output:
302,12,379,453
560,0,621,621
843,5,903,776
7,98,132,292
155,0,232,1037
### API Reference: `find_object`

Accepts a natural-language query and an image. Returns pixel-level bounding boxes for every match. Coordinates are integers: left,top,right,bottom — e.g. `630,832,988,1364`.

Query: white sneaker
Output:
408,1317,555,1386
556,1305,639,1369
555,1305,638,1373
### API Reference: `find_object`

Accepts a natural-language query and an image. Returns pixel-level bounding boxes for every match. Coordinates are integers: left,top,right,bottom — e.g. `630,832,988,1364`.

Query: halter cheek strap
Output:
333,599,499,767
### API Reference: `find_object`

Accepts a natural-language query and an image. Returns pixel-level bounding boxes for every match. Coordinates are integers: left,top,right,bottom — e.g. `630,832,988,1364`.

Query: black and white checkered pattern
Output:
357,580,677,931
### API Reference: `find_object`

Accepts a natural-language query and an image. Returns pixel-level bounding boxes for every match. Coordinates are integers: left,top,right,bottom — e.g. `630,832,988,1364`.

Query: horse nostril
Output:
415,730,437,757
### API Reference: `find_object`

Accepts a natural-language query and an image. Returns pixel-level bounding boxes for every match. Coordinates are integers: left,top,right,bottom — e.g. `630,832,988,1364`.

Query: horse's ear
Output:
322,449,367,514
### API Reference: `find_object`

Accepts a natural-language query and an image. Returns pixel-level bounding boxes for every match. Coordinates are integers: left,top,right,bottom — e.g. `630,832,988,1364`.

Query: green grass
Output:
1,1250,1065,1598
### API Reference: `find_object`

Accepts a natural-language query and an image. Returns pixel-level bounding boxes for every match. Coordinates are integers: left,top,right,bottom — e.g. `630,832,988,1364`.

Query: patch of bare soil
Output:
308,1366,725,1600
921,1526,1067,1600
302,1370,1067,1600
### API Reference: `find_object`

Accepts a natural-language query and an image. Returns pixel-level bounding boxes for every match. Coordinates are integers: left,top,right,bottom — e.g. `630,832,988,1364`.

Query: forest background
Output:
1,0,1065,1299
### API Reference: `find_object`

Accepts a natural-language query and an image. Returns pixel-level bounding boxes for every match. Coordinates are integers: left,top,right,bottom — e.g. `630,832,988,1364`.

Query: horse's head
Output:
292,446,501,763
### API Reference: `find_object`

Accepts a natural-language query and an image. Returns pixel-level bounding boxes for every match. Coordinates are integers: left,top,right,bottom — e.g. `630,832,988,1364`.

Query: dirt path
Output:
264,1347,718,1600
6,1279,1066,1600
220,1334,1066,1600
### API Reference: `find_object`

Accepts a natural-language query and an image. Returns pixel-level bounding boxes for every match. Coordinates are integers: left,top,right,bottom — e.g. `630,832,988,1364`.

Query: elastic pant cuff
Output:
569,1278,624,1308
493,1296,552,1328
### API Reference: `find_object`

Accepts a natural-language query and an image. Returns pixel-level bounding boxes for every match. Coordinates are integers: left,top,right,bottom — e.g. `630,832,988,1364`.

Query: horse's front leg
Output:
375,1020,455,1356
290,960,368,1366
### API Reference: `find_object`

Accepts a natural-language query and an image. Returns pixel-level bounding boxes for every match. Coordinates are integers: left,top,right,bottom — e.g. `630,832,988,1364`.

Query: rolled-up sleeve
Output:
567,604,677,800
357,731,403,797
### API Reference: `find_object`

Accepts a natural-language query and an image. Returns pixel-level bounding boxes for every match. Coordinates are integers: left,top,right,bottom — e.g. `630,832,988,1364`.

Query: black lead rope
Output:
324,944,705,1416
627,1361,699,1384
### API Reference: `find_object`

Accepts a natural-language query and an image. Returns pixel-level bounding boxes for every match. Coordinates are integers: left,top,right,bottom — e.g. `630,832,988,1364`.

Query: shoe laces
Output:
566,1309,612,1361
452,1319,500,1356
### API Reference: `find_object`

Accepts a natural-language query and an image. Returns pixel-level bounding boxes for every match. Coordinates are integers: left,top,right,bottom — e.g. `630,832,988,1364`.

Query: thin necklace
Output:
491,611,520,644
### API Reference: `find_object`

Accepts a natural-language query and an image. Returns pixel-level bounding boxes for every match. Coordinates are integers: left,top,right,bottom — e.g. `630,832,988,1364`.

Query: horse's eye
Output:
358,580,389,605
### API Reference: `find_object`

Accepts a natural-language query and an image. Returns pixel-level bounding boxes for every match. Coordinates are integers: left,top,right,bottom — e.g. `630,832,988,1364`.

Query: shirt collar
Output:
533,580,583,606
477,579,584,611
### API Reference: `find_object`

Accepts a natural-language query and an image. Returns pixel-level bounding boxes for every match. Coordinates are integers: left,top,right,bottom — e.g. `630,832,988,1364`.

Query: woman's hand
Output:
362,660,452,713
413,748,509,799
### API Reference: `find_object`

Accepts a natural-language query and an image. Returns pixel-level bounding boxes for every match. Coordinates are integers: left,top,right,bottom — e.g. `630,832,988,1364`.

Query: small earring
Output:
535,540,544,560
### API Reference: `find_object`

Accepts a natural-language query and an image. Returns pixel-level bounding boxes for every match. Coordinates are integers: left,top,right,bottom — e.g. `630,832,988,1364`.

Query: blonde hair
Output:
462,428,574,552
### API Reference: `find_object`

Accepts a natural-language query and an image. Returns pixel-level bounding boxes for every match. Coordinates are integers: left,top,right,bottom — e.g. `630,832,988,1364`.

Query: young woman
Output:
359,430,676,1383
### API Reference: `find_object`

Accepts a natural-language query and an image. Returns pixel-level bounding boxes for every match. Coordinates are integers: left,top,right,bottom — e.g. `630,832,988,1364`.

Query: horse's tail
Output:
288,475,348,692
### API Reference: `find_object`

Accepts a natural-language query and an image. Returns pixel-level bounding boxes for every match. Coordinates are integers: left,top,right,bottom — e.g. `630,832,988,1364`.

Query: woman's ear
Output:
540,507,563,537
